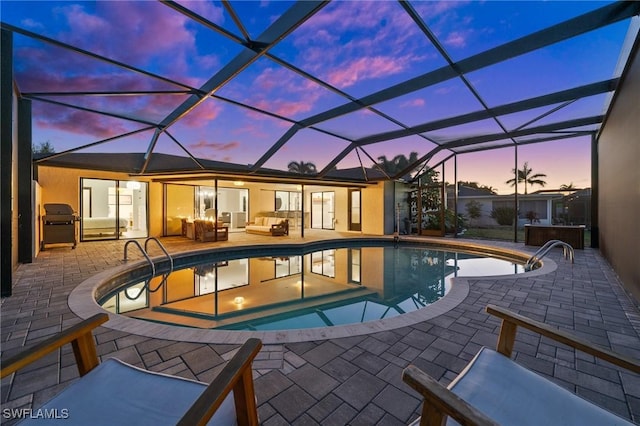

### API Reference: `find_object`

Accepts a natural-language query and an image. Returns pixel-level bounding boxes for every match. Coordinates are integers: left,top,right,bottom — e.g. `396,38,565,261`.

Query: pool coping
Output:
68,237,557,344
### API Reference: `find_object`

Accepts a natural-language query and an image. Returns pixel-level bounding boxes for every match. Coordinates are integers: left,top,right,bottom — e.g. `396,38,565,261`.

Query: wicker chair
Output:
194,219,228,242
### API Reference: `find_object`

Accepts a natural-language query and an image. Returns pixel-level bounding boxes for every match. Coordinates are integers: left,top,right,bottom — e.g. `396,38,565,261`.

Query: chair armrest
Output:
177,338,262,426
486,304,640,373
402,365,499,426
1,313,109,378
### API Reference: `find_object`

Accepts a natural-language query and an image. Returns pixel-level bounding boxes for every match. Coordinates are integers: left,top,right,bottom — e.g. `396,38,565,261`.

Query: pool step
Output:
132,286,378,329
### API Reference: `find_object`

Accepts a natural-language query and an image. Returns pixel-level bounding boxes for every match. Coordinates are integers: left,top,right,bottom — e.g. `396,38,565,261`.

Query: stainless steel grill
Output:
41,203,78,250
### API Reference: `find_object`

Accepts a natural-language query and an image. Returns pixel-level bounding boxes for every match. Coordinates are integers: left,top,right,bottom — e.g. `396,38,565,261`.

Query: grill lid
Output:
44,203,75,215
43,203,77,224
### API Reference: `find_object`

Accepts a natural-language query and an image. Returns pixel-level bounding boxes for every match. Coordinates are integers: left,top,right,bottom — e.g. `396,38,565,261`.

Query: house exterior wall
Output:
36,166,386,242
361,182,385,235
457,195,558,227
35,166,162,237
458,197,497,227
598,44,640,302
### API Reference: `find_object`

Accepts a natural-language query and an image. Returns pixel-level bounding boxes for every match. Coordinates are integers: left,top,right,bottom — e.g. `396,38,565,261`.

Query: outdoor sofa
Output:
245,216,289,236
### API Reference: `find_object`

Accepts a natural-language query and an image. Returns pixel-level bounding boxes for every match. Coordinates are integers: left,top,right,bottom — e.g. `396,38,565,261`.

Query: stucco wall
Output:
36,169,383,240
598,44,640,302
36,166,162,236
361,182,385,235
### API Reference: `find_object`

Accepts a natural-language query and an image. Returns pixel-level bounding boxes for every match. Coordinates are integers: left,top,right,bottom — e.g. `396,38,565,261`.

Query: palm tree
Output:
287,160,317,175
506,162,547,194
377,152,419,178
560,182,576,190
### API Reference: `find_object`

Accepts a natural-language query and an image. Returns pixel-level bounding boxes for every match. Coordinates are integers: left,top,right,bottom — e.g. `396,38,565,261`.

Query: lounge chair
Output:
1,313,262,425
403,304,640,426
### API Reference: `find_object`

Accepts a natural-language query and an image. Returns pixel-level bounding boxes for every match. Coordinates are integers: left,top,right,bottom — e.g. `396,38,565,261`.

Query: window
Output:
275,191,302,211
349,249,361,283
311,250,335,278
519,200,547,220
165,184,195,236
275,256,302,278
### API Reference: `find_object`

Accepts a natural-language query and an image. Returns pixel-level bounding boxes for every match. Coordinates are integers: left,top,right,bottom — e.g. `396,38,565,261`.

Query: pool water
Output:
99,245,524,331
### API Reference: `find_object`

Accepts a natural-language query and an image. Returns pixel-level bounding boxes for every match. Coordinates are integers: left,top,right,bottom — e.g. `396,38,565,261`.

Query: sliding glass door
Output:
311,191,335,230
349,189,361,231
80,178,148,241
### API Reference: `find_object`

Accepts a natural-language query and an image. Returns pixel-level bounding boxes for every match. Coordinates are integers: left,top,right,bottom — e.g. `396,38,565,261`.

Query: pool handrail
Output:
145,237,174,277
123,240,155,277
122,238,174,300
525,240,574,271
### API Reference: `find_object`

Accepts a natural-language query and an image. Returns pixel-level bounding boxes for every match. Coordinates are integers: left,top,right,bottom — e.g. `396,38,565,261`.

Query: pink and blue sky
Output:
1,0,634,193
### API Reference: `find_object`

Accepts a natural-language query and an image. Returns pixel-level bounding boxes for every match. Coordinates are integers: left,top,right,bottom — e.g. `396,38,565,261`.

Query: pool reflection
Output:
100,247,519,330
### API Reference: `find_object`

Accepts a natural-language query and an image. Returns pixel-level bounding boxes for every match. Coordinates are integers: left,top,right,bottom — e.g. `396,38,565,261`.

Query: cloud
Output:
179,1,225,25
49,2,218,81
20,18,45,30
34,105,129,139
435,86,455,95
187,140,240,160
413,2,476,50
290,1,430,89
231,66,323,120
444,31,467,48
181,101,224,128
189,140,240,151
327,56,406,89
401,99,425,108
232,122,269,138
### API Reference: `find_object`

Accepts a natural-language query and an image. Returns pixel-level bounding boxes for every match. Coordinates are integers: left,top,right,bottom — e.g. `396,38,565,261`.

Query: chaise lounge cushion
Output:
18,358,236,426
445,347,632,426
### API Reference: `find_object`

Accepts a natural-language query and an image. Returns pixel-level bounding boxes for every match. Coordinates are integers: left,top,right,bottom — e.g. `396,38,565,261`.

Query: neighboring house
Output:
453,185,573,227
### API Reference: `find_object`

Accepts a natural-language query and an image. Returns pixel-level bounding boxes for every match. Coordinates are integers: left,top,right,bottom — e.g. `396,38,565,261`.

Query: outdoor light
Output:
233,181,245,186
234,296,245,305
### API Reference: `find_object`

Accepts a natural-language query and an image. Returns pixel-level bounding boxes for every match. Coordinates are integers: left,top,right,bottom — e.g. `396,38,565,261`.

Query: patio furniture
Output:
181,218,195,239
402,304,640,426
194,219,229,242
0,313,262,426
218,211,231,225
245,217,289,236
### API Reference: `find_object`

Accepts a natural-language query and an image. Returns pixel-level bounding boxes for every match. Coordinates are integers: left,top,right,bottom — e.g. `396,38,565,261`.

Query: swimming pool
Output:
95,239,526,332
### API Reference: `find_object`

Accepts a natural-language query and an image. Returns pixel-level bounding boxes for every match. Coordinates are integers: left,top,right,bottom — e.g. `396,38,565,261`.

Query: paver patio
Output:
2,232,639,425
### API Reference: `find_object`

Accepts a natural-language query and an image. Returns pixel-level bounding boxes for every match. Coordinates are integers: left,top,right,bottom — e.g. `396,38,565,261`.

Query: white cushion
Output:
446,347,632,426
254,217,264,226
266,217,278,226
18,358,237,426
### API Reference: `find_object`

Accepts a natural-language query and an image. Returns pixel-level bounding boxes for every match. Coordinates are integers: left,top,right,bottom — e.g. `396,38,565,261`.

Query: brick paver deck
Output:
2,232,639,425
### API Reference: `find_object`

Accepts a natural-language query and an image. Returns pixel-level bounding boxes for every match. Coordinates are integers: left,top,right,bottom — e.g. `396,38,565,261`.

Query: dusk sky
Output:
2,1,635,193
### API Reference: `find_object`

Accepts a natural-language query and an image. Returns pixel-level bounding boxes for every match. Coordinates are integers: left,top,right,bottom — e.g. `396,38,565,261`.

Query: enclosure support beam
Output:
18,99,33,264
1,29,13,297
591,134,599,248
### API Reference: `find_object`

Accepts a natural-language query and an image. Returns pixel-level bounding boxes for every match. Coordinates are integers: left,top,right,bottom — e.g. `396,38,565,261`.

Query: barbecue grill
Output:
41,203,78,250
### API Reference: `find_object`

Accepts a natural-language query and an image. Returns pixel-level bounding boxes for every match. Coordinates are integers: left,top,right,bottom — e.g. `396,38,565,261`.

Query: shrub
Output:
465,201,482,226
491,207,515,226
